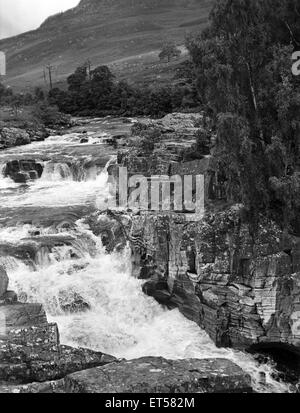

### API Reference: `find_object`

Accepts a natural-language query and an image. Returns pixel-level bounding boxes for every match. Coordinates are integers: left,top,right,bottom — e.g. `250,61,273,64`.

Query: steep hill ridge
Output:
0,0,213,89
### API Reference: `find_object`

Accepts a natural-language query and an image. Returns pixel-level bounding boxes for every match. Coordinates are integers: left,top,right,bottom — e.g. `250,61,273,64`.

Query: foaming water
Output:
7,242,291,394
0,164,111,208
0,176,18,190
0,164,18,191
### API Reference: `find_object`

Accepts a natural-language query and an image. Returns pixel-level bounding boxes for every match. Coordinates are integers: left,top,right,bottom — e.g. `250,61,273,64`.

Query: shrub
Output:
34,103,70,128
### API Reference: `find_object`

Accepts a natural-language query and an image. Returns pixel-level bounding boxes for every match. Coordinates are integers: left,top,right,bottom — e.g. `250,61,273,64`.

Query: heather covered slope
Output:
0,0,213,89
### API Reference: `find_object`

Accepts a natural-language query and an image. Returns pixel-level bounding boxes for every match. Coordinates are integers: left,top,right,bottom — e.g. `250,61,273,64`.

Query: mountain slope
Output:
0,0,213,89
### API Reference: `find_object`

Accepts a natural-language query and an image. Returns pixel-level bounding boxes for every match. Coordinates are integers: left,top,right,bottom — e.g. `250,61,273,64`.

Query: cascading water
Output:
0,120,294,394
5,224,292,393
0,163,18,191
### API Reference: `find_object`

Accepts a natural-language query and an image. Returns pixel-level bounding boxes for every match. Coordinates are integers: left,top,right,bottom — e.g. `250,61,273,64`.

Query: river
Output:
0,117,293,393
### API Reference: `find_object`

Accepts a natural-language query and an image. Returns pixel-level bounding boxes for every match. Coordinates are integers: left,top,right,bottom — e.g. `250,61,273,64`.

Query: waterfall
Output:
3,221,291,394
41,162,73,181
41,160,102,182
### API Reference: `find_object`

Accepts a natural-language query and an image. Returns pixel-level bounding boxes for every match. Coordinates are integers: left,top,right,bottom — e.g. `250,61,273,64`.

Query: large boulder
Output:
0,339,117,383
0,128,31,148
158,112,203,131
3,160,43,183
0,320,117,384
0,267,9,298
65,357,252,393
131,113,204,135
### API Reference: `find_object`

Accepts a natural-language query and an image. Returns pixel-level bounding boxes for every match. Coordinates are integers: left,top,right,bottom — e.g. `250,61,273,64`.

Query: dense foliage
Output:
187,0,300,233
0,84,69,128
0,84,45,107
159,42,182,62
48,63,198,118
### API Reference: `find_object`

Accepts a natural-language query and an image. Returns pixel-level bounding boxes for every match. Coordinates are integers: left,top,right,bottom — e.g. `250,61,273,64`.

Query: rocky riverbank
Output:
0,265,252,393
0,106,73,151
0,112,297,392
102,113,300,385
0,113,257,393
0,126,49,150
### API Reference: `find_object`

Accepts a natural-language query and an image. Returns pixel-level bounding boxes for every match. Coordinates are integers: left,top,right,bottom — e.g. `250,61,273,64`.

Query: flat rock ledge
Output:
64,357,252,394
0,357,252,394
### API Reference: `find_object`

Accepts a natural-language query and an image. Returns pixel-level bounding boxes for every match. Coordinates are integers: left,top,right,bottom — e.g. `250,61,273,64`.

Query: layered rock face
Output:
130,209,300,352
107,113,300,355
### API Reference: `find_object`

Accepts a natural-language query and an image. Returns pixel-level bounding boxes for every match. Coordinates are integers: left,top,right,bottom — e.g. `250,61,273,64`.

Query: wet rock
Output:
14,173,28,183
27,129,49,142
142,281,175,308
0,379,65,394
0,266,9,298
0,339,117,384
131,113,203,136
80,138,89,144
65,357,252,393
59,291,91,313
0,291,18,305
28,171,38,180
0,318,117,384
4,160,43,183
85,213,129,253
121,118,132,124
113,134,129,140
1,303,48,329
28,346,117,383
158,112,204,130
0,234,93,265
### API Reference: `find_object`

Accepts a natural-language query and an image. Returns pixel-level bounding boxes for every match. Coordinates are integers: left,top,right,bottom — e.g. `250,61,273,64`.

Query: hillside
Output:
0,0,213,90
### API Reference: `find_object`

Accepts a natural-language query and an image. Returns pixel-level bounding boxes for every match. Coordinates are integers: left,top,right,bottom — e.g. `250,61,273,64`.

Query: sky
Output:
0,0,79,39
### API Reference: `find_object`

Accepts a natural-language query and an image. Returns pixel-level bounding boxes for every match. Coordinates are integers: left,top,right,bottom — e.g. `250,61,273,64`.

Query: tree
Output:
90,66,115,111
34,87,45,102
187,0,300,232
67,65,88,92
159,42,181,63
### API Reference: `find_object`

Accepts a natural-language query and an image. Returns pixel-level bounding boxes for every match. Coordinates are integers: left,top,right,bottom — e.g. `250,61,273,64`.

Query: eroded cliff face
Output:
106,113,300,355
129,208,300,352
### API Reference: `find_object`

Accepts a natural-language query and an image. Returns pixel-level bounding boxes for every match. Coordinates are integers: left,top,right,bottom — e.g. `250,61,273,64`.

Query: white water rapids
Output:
0,121,293,393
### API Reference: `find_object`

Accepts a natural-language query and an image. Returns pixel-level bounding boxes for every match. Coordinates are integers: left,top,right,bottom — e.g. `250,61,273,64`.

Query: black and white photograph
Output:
0,0,299,398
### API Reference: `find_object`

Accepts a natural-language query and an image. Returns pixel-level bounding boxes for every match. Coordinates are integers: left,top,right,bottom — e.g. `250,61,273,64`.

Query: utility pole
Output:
0,51,6,82
45,64,54,90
